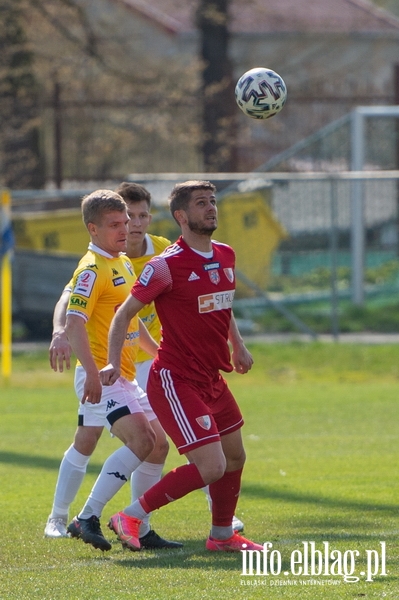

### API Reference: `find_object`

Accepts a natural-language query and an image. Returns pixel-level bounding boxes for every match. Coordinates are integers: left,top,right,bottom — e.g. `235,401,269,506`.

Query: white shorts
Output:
135,359,153,392
74,366,156,430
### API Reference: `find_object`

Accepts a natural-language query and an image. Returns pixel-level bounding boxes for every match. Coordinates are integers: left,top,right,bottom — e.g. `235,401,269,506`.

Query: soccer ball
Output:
235,67,287,120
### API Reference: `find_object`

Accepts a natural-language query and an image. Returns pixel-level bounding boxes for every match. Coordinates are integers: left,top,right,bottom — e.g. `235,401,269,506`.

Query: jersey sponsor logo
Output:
70,296,87,309
140,312,155,324
139,263,155,286
188,271,200,281
112,276,126,287
73,269,97,297
126,330,140,341
198,290,235,313
223,267,234,283
124,260,134,276
203,262,220,271
196,415,212,430
208,269,220,285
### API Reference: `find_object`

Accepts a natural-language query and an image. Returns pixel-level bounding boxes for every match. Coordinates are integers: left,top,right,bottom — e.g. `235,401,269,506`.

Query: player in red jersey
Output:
100,180,262,553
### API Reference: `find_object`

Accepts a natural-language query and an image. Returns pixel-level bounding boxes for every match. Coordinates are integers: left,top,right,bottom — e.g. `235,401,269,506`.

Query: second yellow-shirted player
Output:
131,233,170,384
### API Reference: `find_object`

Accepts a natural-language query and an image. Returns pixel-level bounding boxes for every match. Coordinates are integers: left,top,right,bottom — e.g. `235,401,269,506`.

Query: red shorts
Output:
147,366,243,454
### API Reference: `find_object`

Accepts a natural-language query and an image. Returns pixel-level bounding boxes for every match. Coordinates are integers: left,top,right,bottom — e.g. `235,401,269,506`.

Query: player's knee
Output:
227,447,246,471
143,436,156,459
151,436,169,463
135,425,156,460
74,428,101,456
199,459,226,485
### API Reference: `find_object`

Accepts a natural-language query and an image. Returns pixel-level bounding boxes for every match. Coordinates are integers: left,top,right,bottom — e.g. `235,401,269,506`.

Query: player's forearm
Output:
228,312,253,374
65,315,98,376
138,319,159,358
228,312,244,350
52,289,70,334
107,309,131,369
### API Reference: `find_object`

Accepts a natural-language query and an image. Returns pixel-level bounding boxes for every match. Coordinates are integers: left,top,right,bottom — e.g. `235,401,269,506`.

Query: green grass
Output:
1,344,399,599
252,298,399,334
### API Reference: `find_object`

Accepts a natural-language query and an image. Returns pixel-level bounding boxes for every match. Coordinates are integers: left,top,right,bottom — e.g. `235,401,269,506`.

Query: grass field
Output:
1,342,398,599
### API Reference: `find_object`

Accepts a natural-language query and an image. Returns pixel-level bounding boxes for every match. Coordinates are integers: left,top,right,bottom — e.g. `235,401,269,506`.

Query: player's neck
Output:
181,230,213,253
127,236,147,258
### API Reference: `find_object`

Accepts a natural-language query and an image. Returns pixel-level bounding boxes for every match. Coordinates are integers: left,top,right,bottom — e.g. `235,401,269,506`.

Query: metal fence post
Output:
350,109,365,305
330,179,339,339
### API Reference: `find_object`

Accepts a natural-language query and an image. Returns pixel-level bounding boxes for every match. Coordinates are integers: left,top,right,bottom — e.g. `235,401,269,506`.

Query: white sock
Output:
123,498,149,521
211,525,234,540
131,461,164,537
49,444,90,520
79,446,141,519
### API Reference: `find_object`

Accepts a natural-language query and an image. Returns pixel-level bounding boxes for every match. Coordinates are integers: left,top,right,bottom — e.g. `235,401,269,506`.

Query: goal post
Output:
350,106,399,305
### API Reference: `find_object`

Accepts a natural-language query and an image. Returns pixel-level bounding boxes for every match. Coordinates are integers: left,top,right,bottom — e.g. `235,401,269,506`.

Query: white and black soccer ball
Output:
235,67,287,120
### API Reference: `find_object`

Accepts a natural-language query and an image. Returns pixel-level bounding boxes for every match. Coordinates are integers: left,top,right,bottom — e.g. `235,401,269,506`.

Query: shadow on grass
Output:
0,450,102,475
105,542,244,571
2,450,397,516
240,482,397,515
79,542,399,581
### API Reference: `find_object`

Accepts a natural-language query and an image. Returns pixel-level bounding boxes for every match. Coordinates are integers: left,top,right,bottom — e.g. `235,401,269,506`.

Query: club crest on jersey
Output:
208,270,220,285
196,415,212,430
124,261,134,276
223,267,234,283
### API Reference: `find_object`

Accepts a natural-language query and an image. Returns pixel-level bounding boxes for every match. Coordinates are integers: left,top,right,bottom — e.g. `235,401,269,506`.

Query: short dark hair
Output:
115,182,151,209
168,180,216,222
81,189,127,228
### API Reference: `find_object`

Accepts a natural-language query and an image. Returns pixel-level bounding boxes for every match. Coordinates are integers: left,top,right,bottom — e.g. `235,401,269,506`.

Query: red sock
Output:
140,463,206,513
209,468,243,527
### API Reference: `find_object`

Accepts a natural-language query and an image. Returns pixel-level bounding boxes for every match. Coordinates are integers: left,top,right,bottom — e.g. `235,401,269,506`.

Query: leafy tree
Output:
24,0,201,182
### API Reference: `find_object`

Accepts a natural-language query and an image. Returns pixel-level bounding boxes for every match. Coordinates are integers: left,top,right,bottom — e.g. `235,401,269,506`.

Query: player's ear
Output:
87,222,97,236
174,209,187,226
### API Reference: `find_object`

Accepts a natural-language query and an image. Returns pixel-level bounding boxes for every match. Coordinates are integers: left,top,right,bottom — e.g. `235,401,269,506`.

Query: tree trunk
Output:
0,0,45,189
196,0,237,172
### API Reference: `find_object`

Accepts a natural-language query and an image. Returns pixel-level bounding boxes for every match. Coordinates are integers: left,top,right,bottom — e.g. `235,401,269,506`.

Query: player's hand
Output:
99,363,120,386
49,331,72,372
231,345,253,374
81,372,102,404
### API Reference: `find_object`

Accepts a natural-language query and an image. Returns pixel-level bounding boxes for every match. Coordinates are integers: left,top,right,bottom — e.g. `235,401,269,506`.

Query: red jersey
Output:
131,236,236,382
